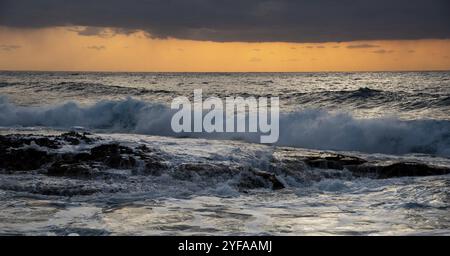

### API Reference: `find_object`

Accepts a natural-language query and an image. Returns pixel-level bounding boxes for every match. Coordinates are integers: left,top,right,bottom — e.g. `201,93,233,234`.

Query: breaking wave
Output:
290,87,450,110
1,96,449,156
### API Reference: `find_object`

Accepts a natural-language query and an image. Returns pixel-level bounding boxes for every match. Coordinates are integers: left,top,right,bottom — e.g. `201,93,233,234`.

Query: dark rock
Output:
135,145,168,175
0,183,100,196
136,144,155,153
174,163,284,190
90,144,136,168
271,149,366,185
37,187,100,196
143,157,167,176
105,155,136,169
238,171,267,190
178,163,237,175
47,162,94,177
252,170,285,190
0,135,60,149
0,148,54,171
60,152,92,163
31,137,61,149
348,162,450,179
61,131,93,145
179,163,218,172
91,144,133,159
303,154,367,170
305,159,345,170
173,163,232,180
235,167,285,190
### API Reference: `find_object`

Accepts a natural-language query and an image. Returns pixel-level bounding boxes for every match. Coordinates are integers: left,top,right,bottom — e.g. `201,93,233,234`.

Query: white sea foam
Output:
1,96,449,156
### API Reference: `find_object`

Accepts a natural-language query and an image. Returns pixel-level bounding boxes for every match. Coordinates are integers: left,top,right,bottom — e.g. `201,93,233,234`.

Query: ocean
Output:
0,71,449,235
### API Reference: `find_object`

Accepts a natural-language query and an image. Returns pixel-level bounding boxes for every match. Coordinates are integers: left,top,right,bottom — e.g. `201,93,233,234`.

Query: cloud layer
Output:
0,44,21,51
0,0,449,42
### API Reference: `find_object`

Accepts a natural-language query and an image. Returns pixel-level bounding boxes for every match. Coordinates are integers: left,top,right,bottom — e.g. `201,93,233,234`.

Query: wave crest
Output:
1,97,449,156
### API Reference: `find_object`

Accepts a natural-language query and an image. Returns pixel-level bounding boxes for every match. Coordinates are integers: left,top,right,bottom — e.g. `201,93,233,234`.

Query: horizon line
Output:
1,69,449,74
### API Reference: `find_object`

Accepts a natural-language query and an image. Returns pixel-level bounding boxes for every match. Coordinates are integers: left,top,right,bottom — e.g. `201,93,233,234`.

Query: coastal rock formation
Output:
272,147,450,179
347,162,450,179
0,133,449,197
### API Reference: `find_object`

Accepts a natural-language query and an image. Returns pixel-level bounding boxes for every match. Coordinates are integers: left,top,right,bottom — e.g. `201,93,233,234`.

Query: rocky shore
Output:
0,132,449,197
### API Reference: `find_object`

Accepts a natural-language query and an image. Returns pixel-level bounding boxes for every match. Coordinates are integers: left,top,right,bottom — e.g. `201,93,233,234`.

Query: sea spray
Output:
1,96,449,156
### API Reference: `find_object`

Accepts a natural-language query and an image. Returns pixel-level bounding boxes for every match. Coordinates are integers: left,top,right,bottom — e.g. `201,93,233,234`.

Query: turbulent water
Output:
0,71,449,235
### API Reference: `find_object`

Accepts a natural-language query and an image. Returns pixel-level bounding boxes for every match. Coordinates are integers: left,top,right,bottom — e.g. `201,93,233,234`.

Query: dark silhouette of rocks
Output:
90,144,136,169
272,148,450,179
0,133,449,197
48,162,94,177
0,147,53,171
61,131,94,145
348,162,450,179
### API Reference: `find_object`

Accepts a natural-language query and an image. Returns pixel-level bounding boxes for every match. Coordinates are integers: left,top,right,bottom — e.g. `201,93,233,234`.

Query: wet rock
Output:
348,162,450,179
0,148,54,171
252,170,285,190
173,163,285,190
30,137,61,149
91,144,133,158
51,227,111,236
0,134,140,175
303,154,367,170
90,144,136,168
105,155,136,169
305,159,344,170
174,163,237,180
0,183,100,196
47,162,94,177
136,145,168,175
237,171,267,190
0,135,60,149
179,163,223,173
0,135,57,171
59,152,92,163
237,169,281,190
61,131,93,145
270,152,321,183
143,157,168,176
136,144,155,154
33,186,100,196
273,149,367,171
270,148,450,182
277,149,449,179
234,167,285,190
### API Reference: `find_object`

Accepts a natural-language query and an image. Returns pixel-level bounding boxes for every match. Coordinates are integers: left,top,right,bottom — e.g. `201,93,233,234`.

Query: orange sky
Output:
0,26,449,72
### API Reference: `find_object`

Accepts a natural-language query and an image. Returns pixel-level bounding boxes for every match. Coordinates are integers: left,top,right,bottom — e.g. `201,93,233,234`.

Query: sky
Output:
0,0,449,72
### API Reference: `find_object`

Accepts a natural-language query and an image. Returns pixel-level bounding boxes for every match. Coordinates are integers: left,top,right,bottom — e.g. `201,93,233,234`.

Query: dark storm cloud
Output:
68,27,138,38
0,0,449,43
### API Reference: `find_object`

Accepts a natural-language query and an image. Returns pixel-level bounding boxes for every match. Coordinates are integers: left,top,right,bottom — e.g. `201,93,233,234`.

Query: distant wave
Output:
4,79,450,110
289,87,450,110
1,96,449,156
9,81,173,97
0,82,19,88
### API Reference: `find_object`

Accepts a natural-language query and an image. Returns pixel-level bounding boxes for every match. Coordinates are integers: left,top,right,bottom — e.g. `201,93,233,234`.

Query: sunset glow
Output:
1,26,449,72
